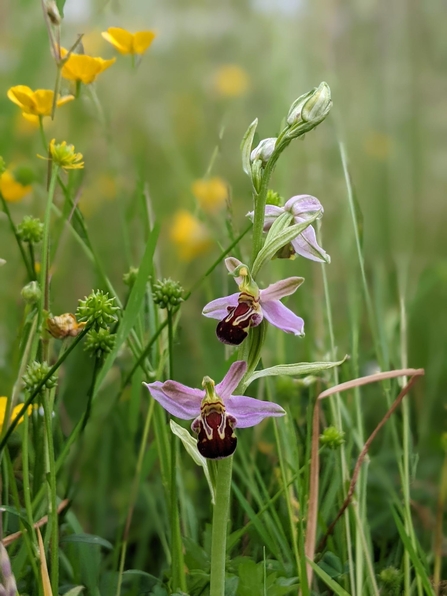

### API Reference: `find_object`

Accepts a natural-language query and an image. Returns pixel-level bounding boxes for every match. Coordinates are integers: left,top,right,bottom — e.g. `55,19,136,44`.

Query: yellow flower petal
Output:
21,113,40,126
61,48,116,84
0,396,32,427
7,85,36,112
102,27,134,54
0,170,32,202
32,89,55,116
170,210,213,262
192,177,228,213
133,31,156,54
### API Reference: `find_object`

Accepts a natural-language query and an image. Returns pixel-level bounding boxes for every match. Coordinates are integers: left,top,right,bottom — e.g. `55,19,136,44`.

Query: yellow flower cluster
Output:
170,210,213,262
192,177,228,213
0,170,32,202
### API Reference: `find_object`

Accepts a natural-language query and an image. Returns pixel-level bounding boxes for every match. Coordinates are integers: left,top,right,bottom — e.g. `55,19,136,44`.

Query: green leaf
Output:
94,224,159,393
252,212,320,277
306,559,351,596
319,552,344,578
246,357,347,385
391,508,435,595
61,533,113,550
170,420,215,504
241,118,258,176
63,588,85,596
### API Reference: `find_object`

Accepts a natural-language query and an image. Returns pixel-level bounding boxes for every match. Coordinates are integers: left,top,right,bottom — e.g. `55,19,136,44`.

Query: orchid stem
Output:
210,455,233,596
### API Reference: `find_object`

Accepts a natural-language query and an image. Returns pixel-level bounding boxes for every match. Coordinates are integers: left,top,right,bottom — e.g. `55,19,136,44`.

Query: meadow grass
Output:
0,0,445,595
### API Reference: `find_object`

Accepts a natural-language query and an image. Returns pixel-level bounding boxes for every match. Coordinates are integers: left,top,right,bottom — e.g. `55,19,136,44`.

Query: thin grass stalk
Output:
305,368,424,588
0,193,34,281
319,238,356,594
41,385,58,592
433,447,447,595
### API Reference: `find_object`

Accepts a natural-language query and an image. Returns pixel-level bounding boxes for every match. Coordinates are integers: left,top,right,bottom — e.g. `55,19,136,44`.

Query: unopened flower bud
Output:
0,543,18,595
320,426,345,449
77,290,119,329
84,327,115,358
250,137,277,163
17,216,44,244
153,279,184,309
45,0,61,25
123,266,138,287
23,361,57,394
287,82,332,128
47,313,86,339
21,281,41,305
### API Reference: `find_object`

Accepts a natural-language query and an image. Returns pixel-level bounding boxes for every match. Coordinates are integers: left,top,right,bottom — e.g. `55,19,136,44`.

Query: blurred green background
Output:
0,0,446,586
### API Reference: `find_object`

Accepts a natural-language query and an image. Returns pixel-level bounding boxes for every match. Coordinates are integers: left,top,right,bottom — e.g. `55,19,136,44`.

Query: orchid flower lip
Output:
144,361,285,459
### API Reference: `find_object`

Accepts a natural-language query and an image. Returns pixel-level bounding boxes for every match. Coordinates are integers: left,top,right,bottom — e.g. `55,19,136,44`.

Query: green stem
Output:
210,456,233,596
42,386,59,592
39,165,59,328
38,116,47,152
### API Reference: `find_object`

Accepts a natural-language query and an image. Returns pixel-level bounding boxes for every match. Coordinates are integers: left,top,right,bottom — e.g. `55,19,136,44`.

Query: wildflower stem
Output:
39,164,59,327
38,116,47,152
210,455,233,596
42,386,59,592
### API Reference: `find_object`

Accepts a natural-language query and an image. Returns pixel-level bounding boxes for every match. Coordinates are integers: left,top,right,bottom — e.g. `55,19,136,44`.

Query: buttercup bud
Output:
123,266,139,287
47,313,86,339
250,138,277,163
21,281,42,305
77,290,119,329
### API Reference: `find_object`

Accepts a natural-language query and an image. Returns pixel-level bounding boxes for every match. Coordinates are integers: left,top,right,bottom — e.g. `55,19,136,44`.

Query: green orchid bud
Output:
250,137,277,164
286,82,332,135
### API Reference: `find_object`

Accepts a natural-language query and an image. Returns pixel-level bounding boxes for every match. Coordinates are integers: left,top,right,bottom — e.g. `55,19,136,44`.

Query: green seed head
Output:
22,361,57,394
123,266,139,288
266,189,284,207
320,426,345,449
76,290,119,329
84,328,115,359
17,216,44,244
153,278,184,309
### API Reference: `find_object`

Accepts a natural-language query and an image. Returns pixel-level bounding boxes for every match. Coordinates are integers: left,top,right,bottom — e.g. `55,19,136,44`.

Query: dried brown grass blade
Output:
37,527,53,596
304,368,424,588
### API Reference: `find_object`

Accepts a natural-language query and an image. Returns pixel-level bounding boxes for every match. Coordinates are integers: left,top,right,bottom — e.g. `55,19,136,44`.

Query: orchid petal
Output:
224,394,285,428
215,361,247,399
262,300,305,336
260,277,304,302
202,292,239,320
284,194,323,217
144,381,202,419
291,224,330,263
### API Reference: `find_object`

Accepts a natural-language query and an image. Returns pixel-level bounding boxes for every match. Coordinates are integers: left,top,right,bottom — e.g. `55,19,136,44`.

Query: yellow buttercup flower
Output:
213,65,250,97
101,27,156,55
7,85,74,118
38,139,84,171
0,397,32,427
0,170,32,202
170,210,213,262
60,48,116,84
192,177,228,213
